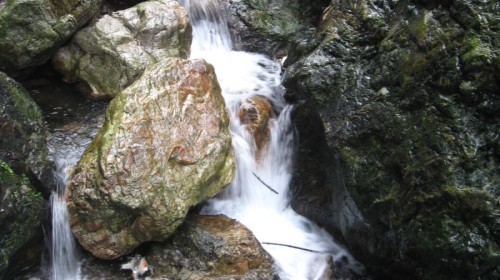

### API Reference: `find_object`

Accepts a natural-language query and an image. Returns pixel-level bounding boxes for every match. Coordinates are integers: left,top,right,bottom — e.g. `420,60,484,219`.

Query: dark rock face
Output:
283,0,499,279
0,71,54,196
0,161,45,278
226,0,330,58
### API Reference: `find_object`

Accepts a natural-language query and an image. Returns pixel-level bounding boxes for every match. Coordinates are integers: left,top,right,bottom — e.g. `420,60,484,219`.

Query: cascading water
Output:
43,95,105,280
49,147,82,280
180,0,361,279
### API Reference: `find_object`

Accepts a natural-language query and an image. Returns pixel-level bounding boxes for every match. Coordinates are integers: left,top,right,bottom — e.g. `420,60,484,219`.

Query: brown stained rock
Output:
238,95,274,161
148,214,277,279
66,57,234,259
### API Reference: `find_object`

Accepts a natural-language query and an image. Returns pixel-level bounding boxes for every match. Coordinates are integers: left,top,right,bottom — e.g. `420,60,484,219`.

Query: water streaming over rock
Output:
44,93,105,280
180,0,361,279
49,155,81,280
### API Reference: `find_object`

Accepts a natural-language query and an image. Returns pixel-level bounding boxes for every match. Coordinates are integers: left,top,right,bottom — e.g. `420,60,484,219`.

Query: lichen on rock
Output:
66,57,234,259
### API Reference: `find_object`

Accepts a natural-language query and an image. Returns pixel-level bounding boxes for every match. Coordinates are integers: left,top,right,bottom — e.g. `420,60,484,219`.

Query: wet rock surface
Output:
0,162,45,278
226,0,330,58
0,71,54,196
238,95,274,160
0,0,498,279
37,214,277,280
284,0,500,279
147,214,278,279
0,0,102,74
66,57,234,259
53,0,192,99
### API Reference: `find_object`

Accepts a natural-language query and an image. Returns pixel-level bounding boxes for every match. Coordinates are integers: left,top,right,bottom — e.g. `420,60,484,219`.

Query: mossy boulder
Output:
0,161,45,278
0,0,102,74
284,0,499,279
66,57,234,259
53,0,192,100
0,71,54,196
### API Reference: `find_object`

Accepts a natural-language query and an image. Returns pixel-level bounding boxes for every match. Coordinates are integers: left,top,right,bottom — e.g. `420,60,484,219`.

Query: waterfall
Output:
180,1,360,279
45,101,105,280
49,156,81,280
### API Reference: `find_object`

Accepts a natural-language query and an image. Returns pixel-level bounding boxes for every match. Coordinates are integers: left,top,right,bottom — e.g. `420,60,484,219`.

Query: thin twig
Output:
262,242,323,253
252,172,279,194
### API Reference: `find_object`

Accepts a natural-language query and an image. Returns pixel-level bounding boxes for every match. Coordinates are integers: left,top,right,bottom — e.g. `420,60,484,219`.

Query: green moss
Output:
461,40,492,69
409,12,430,46
0,72,44,124
0,161,44,275
0,161,43,211
402,51,428,75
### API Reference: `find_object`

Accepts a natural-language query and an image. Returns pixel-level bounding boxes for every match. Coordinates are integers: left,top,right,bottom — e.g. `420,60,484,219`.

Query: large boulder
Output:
147,214,277,279
284,0,499,279
0,0,102,74
53,0,192,100
0,71,54,196
0,161,45,278
66,57,235,259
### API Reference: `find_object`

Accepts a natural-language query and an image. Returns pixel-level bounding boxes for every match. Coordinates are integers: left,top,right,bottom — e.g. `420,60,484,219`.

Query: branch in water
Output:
262,242,323,253
252,172,279,194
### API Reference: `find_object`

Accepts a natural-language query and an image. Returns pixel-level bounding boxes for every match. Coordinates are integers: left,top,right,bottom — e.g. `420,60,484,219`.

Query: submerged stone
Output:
238,95,274,160
66,57,234,259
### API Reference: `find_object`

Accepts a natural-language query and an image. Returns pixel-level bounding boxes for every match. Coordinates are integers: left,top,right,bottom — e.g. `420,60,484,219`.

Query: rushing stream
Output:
180,0,360,279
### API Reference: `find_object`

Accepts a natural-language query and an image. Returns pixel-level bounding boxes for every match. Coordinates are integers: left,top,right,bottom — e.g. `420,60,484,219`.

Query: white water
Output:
46,103,105,280
180,0,359,279
49,153,81,280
